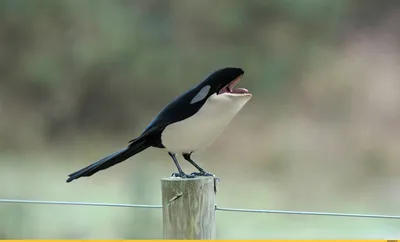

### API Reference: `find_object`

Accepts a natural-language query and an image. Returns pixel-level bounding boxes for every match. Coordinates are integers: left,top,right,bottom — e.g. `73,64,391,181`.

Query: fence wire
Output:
1,198,400,220
0,199,161,209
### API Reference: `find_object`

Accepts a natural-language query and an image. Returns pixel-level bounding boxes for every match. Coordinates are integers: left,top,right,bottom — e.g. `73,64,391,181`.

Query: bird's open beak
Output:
218,75,250,95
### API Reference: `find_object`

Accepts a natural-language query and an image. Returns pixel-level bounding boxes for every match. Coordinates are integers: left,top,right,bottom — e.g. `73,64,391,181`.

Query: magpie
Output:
66,67,252,183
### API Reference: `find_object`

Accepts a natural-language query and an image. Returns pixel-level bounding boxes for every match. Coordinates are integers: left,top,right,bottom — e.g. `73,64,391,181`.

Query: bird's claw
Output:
190,171,213,177
171,172,196,179
190,171,220,182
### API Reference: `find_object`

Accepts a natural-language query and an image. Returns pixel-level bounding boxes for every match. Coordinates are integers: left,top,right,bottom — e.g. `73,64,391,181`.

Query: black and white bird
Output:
66,67,252,183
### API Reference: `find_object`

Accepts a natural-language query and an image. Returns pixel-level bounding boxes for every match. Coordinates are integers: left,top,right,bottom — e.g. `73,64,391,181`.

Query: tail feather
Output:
66,139,150,183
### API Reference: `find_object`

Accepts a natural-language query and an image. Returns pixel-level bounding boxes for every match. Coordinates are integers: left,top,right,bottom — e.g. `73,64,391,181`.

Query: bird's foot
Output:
190,171,220,182
190,171,214,177
171,172,196,179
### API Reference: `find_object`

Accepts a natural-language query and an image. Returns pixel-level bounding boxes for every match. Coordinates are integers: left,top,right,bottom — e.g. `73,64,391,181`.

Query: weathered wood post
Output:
161,176,217,239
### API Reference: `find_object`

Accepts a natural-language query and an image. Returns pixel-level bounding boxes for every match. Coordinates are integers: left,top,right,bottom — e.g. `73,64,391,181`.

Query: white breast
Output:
161,93,251,154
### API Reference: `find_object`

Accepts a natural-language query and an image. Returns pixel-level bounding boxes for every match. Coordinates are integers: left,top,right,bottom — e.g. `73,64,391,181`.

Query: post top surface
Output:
161,176,215,181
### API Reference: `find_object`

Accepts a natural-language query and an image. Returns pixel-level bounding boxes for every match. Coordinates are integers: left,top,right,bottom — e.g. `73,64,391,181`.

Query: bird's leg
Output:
168,152,195,178
183,153,215,177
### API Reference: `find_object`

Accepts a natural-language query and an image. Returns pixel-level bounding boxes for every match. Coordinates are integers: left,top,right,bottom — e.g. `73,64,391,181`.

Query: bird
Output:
66,67,252,183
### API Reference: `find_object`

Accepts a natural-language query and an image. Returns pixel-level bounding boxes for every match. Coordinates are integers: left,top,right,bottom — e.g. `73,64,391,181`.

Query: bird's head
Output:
188,67,252,105
202,67,251,97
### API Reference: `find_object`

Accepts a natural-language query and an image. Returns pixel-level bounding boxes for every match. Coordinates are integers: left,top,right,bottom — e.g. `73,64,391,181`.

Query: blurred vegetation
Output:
1,0,400,239
0,0,350,148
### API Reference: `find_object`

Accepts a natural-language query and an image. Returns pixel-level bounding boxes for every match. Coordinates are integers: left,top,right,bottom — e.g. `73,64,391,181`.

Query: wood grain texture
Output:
161,176,216,239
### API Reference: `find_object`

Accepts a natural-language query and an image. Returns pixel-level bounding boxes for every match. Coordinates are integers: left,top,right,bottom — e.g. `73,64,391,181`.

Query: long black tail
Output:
66,139,150,183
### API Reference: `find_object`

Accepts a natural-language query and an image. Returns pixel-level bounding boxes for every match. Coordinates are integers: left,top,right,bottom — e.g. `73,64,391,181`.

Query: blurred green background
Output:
1,0,400,239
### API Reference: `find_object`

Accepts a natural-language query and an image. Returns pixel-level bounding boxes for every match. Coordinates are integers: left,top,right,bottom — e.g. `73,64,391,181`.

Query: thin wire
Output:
0,199,161,209
1,198,400,220
215,207,400,220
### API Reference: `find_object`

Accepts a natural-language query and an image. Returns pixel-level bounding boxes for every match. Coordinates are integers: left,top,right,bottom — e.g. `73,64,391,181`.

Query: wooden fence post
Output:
161,176,217,239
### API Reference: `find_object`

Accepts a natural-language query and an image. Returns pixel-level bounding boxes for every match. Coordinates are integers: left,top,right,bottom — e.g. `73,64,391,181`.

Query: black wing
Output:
130,81,212,147
142,86,208,132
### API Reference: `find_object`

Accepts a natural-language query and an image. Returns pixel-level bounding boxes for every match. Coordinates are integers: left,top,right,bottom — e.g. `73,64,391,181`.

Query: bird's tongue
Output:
227,76,249,94
218,76,250,94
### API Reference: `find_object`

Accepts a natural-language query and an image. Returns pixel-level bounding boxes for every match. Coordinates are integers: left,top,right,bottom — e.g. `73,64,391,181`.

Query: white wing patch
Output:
190,85,211,104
